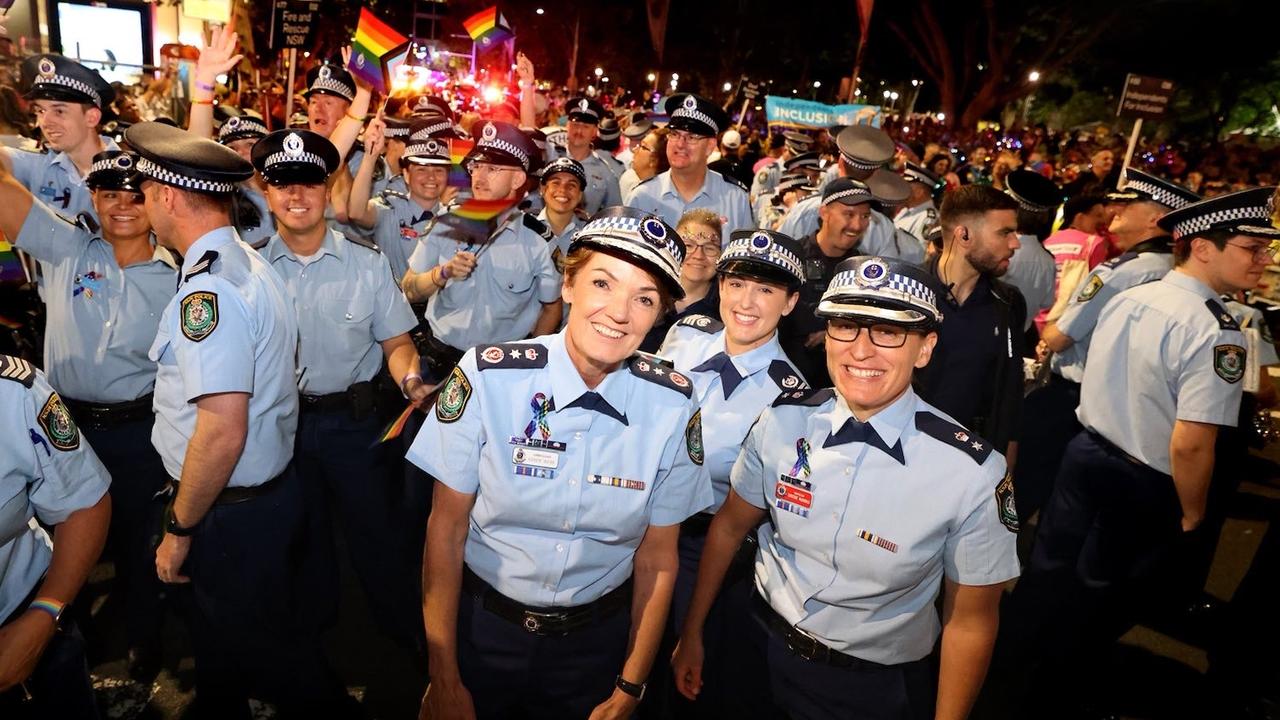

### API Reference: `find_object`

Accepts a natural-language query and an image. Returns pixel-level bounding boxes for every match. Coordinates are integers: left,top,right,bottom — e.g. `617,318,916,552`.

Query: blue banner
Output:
764,96,882,129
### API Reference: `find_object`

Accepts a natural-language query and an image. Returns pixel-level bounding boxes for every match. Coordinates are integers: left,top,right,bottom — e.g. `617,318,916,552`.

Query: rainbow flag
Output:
436,196,519,243
448,137,474,188
372,404,416,446
349,8,408,94
0,238,27,284
461,6,513,46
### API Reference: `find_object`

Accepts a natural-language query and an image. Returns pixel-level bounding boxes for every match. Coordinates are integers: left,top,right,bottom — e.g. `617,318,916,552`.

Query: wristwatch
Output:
164,503,198,537
615,675,646,700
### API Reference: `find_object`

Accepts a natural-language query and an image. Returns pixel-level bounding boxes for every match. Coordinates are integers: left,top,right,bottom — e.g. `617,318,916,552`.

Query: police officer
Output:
559,97,623,214
656,228,808,716
672,255,1019,720
757,172,815,231
1,54,117,222
252,129,427,646
0,150,176,677
1003,169,1062,332
1018,169,1199,525
753,151,819,227
625,94,753,244
996,187,1278,715
894,162,943,253
409,206,712,719
777,125,894,240
595,116,627,177
218,113,276,248
865,167,926,262
750,131,813,203
126,121,350,717
537,157,589,267
619,115,656,199
0,357,111,719
402,121,562,382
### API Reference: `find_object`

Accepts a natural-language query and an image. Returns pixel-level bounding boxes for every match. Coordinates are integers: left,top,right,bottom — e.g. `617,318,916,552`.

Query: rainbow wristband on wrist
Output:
29,597,65,623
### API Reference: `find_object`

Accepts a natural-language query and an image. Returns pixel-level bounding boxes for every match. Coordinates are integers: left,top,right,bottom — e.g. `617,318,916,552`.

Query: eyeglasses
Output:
635,143,656,154
1226,240,1280,263
683,241,721,257
668,130,710,146
466,161,519,176
826,320,912,348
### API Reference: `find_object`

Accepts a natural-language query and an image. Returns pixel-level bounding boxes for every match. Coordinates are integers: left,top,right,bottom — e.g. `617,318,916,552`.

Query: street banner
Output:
764,96,882,130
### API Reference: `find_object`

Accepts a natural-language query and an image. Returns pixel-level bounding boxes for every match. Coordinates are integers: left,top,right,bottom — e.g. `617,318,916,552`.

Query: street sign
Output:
270,0,321,51
1117,73,1176,120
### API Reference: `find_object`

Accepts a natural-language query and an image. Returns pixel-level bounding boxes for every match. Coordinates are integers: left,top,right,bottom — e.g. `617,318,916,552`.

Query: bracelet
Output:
195,80,215,92
400,373,423,397
29,597,65,623
439,264,451,281
191,99,214,106
431,267,447,289
346,111,366,122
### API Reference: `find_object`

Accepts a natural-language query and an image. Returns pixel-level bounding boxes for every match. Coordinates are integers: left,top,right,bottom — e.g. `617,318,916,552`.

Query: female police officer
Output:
407,206,712,719
672,255,1020,720
655,228,807,715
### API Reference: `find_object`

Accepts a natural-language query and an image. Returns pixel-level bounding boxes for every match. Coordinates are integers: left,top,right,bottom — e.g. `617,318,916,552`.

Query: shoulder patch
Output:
926,207,938,222
0,355,37,387
686,409,704,465
629,356,693,397
523,212,554,241
38,391,80,451
767,359,806,391
476,343,549,370
676,314,724,333
772,387,834,407
1077,273,1104,302
1206,299,1241,331
180,291,219,342
914,411,994,464
1214,344,1246,384
183,250,219,283
344,233,381,253
435,366,473,423
996,471,1019,533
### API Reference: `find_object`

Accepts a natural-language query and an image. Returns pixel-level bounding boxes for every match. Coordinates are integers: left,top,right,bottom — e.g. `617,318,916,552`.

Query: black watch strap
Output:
615,675,646,700
164,503,198,537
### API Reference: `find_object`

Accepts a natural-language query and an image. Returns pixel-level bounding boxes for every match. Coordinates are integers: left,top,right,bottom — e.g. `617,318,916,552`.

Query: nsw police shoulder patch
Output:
38,391,80,451
996,470,1018,533
1214,344,1246,384
686,410,704,465
180,291,218,342
1077,274,1103,302
435,366,473,423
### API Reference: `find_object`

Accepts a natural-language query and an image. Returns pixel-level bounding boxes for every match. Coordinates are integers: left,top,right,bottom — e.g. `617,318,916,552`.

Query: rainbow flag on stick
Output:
447,137,474,188
372,404,416,447
349,8,408,94
435,196,519,244
462,6,514,46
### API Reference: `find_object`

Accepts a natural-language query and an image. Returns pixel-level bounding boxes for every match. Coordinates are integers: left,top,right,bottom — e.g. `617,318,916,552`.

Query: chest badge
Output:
73,271,104,298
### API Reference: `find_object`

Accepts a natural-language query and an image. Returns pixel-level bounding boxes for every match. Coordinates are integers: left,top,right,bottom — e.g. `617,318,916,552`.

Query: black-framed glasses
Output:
1226,240,1280,262
826,320,911,348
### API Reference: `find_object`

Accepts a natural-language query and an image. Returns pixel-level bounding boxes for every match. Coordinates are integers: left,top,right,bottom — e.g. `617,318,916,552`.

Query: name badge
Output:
588,474,646,491
774,474,812,518
512,447,559,469
508,436,567,452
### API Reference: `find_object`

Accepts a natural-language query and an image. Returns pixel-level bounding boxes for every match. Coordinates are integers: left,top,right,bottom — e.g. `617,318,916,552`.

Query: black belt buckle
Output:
520,609,571,635
786,631,827,662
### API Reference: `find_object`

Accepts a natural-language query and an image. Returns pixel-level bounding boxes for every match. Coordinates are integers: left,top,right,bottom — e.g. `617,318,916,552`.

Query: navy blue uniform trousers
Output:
1012,374,1081,527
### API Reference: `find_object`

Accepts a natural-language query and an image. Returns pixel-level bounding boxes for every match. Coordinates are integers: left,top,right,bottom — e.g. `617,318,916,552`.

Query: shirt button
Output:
562,520,570,530
544,583,553,591
574,432,583,440
844,467,852,475
556,543,565,552
569,479,577,486
104,321,111,326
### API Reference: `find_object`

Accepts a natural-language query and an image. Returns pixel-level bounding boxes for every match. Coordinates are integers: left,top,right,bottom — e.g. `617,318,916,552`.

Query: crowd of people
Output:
2,20,1280,720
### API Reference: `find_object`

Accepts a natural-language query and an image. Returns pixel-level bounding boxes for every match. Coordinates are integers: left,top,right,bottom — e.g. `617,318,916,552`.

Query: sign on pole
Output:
1116,74,1175,120
270,0,321,51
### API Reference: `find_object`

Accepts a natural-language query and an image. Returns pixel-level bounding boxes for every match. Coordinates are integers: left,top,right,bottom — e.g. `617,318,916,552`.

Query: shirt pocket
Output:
578,471,652,541
319,295,375,347
489,249,536,296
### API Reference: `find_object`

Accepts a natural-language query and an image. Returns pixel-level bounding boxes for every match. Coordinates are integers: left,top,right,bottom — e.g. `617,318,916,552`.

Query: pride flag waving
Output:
462,6,514,47
349,8,407,93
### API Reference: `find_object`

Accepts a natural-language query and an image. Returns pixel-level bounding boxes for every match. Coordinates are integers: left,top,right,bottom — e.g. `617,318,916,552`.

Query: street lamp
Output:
723,81,732,92
594,67,603,79
812,80,821,88
535,7,544,14
1028,70,1041,83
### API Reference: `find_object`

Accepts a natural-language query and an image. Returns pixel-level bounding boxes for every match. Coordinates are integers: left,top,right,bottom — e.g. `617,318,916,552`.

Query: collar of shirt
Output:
826,385,917,455
537,208,584,238
267,228,343,265
1162,268,1218,302
658,170,710,203
182,225,240,275
714,329,784,380
51,135,119,181
898,200,934,218
547,329,631,424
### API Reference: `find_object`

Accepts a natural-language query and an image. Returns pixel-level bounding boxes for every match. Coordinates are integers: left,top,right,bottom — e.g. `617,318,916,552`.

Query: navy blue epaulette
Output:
0,355,37,387
914,411,994,464
677,315,724,333
476,342,549,370
379,188,410,203
183,250,218,282
344,233,381,253
522,213,553,241
75,211,100,235
773,387,833,407
248,236,270,251
632,174,657,190
629,355,693,398
634,350,675,369
1101,251,1138,270
768,360,807,392
711,169,749,193
1205,298,1241,331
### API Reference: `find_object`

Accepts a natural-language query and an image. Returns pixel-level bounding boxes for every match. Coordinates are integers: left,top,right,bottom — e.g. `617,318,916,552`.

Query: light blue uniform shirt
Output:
536,208,587,265
778,200,920,262
406,331,713,607
235,184,275,249
776,193,821,238
659,318,807,510
15,198,177,403
731,387,1019,664
1052,249,1174,382
893,200,937,253
4,136,119,222
750,159,782,203
1078,270,1246,474
407,209,561,351
1005,234,1057,331
149,227,299,487
625,169,753,245
0,360,111,620
263,229,417,396
566,149,623,215
368,191,440,283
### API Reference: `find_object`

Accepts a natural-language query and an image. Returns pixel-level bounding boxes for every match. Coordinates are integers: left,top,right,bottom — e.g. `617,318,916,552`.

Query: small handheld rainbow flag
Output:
447,137,474,188
0,238,28,284
349,8,408,94
372,404,416,447
435,196,519,243
462,6,514,46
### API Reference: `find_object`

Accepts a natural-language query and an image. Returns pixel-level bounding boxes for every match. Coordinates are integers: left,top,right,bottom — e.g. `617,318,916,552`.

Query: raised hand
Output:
196,24,243,82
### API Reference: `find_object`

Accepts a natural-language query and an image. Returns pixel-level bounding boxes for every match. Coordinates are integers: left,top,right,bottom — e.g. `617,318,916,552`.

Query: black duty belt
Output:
1084,430,1156,472
299,381,378,419
752,592,899,670
62,393,154,430
165,472,282,507
462,565,631,636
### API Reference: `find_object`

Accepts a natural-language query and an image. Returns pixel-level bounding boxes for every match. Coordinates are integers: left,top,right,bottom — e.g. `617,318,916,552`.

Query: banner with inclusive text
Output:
764,96,883,130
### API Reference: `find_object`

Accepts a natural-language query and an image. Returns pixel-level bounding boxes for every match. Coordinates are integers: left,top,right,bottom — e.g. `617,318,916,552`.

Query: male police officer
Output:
750,131,812,203
126,121,350,717
895,162,943,253
559,97,622,215
1003,169,1062,332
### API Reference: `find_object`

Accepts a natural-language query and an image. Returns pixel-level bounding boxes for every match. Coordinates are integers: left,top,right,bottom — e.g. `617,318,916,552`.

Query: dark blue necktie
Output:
823,417,905,465
692,352,744,399
564,391,629,425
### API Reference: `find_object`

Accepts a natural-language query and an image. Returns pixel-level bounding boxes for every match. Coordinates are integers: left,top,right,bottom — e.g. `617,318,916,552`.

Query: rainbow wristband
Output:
195,80,215,92
29,597,65,623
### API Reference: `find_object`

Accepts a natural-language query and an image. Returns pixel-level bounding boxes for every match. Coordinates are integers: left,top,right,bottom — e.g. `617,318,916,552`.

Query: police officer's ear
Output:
913,331,940,369
84,105,103,130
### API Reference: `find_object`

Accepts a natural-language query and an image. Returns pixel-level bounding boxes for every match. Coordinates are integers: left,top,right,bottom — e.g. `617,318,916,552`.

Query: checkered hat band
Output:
905,169,937,186
822,187,872,206
219,120,268,141
384,126,411,139
1173,204,1279,238
1006,190,1051,213
35,75,102,108
578,215,682,273
136,157,236,194
839,152,880,172
476,137,529,169
1125,178,1191,209
826,269,939,315
90,158,130,175
403,143,449,161
264,150,327,172
720,241,804,281
309,77,355,102
410,121,452,140
672,106,719,134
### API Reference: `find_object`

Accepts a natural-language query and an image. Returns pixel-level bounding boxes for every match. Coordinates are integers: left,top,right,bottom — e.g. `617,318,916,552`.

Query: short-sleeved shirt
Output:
750,159,782,202
731,387,1019,664
4,136,119,223
407,209,562,351
0,360,112,620
659,320,806,510
1078,270,1246,474
149,227,299,487
234,184,276,249
15,198,177,403
893,201,938,254
567,149,623,216
368,191,440,283
779,201,919,262
1052,248,1174,382
1004,235,1057,331
536,209,588,267
625,169,753,245
263,229,417,395
405,330,713,607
